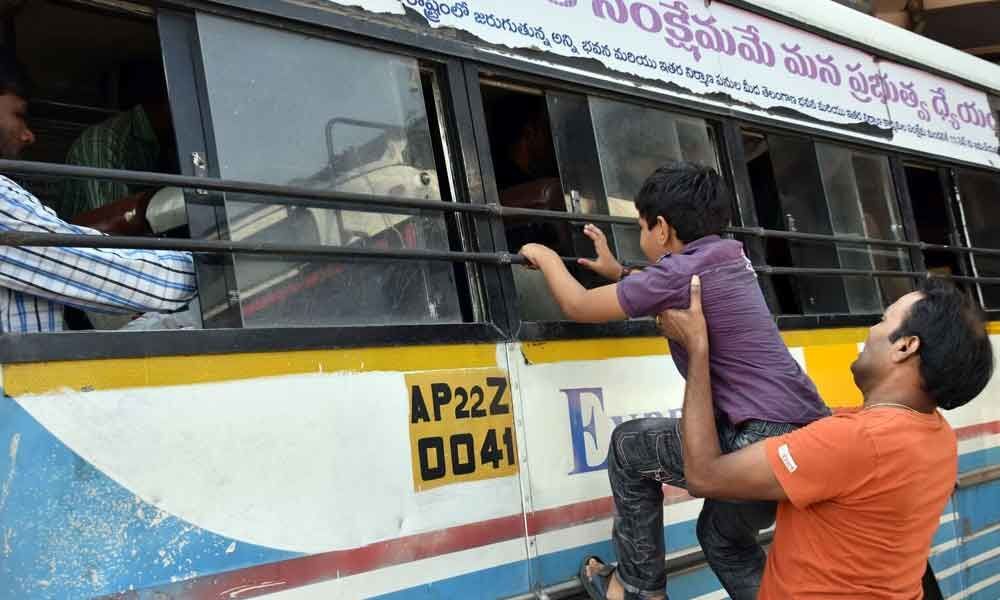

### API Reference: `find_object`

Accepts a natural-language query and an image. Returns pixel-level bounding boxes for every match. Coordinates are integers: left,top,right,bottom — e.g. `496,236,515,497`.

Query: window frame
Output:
0,4,511,362
3,0,999,364
953,165,1000,311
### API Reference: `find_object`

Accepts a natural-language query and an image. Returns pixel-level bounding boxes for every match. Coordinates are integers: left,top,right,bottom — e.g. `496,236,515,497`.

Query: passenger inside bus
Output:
58,60,176,229
3,0,197,330
0,49,197,334
905,164,966,278
483,88,569,254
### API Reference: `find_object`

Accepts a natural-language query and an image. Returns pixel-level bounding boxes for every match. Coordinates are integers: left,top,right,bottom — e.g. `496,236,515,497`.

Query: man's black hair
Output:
0,49,30,100
891,279,994,410
634,161,733,242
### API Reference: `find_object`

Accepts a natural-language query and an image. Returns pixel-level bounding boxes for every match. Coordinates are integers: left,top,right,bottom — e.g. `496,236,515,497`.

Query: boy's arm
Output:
520,243,627,323
660,275,788,501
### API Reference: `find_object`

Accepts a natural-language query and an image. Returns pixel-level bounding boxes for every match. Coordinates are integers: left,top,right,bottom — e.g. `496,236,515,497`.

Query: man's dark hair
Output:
0,50,30,100
634,161,733,242
891,279,994,410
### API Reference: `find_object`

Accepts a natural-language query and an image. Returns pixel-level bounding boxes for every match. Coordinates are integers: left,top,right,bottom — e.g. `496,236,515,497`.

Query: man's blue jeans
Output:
607,417,797,600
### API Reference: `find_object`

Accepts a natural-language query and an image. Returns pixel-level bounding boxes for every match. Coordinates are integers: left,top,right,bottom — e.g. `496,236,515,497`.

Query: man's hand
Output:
658,275,708,353
577,224,625,281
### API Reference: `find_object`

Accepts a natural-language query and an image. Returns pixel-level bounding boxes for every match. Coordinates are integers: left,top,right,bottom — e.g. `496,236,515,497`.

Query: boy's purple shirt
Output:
617,235,830,425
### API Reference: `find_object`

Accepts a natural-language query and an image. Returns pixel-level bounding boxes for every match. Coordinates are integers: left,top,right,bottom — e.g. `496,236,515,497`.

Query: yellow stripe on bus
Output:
521,338,670,364
802,344,865,408
521,328,870,365
3,323,996,397
2,344,498,397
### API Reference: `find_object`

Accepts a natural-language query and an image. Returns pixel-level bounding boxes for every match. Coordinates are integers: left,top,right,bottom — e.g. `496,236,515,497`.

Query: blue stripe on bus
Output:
371,555,727,600
2,385,998,600
954,479,1000,536
966,556,1000,599
372,561,531,600
959,445,1000,474
938,528,1000,586
970,578,1000,600
0,395,299,599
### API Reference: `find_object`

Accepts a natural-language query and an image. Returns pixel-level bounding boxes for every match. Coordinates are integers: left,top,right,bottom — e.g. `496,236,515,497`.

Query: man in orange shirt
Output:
642,276,993,600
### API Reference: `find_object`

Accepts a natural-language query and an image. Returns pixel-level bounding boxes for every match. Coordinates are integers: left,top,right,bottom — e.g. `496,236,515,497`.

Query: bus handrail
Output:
3,159,1000,259
4,231,1000,286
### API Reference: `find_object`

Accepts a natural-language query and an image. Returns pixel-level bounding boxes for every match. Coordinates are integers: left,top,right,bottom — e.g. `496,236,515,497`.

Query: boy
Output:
519,162,829,600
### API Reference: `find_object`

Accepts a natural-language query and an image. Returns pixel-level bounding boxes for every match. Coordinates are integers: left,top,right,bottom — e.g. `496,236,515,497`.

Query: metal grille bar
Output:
4,231,1000,285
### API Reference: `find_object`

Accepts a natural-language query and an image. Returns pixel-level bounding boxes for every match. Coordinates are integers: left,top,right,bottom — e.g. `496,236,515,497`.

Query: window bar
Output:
4,231,1000,286
3,161,999,258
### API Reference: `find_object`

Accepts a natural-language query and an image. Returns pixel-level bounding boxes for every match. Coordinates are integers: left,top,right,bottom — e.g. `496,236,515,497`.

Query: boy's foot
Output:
579,556,667,600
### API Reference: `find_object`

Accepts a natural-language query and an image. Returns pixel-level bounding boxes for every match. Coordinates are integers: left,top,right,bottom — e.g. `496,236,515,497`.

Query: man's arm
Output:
0,178,197,314
520,243,626,323
661,275,787,501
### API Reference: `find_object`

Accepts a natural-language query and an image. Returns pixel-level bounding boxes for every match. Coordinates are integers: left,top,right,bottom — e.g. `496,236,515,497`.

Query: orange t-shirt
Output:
761,408,957,599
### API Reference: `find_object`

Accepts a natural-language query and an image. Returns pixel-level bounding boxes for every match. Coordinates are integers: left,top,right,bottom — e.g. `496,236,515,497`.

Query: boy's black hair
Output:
0,49,31,100
890,279,994,410
634,161,733,242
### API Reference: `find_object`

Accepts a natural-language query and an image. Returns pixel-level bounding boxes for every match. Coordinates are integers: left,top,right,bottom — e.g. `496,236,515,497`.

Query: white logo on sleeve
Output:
778,443,798,473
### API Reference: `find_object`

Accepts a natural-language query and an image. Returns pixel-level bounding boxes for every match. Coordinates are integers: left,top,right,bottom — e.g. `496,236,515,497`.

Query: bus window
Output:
12,0,192,330
194,14,465,328
815,144,912,308
956,170,1000,309
742,131,909,315
904,165,966,279
480,81,571,256
479,81,573,321
480,80,724,321
588,97,718,264
743,132,848,315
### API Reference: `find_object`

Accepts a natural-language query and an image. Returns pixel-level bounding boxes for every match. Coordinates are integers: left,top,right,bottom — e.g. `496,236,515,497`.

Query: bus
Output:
1,0,999,598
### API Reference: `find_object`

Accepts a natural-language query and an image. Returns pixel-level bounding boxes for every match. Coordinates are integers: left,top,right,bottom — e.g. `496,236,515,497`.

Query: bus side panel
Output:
508,331,1000,599
0,343,535,600
931,335,1000,599
506,337,712,591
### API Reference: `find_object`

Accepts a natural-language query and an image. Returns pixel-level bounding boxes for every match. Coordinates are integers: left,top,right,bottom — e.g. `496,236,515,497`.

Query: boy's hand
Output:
519,243,560,270
577,224,625,281
658,275,708,354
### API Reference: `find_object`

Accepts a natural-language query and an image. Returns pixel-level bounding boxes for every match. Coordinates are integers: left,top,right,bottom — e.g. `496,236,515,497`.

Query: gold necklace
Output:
864,402,922,414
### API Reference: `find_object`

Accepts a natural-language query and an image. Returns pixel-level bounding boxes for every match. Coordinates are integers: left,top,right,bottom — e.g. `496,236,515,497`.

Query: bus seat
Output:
499,177,565,211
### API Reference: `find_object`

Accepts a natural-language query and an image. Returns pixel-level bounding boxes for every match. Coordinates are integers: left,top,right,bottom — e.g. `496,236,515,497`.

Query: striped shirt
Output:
59,105,160,220
0,175,197,333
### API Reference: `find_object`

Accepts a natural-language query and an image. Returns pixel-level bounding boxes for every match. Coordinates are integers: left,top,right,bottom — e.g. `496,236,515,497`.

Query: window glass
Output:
480,84,722,322
849,152,912,305
904,165,965,279
197,15,462,327
589,98,719,263
762,134,850,314
742,133,911,316
957,170,1000,308
815,144,911,311
546,92,618,285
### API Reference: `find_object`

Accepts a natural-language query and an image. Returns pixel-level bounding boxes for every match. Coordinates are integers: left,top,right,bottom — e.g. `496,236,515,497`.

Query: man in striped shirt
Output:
0,53,197,333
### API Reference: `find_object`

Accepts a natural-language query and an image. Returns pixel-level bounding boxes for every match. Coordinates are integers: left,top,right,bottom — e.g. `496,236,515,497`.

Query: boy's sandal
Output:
578,555,648,600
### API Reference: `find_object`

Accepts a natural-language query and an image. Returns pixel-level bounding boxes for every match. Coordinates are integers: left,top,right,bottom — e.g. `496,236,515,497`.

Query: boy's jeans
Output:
608,417,798,600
